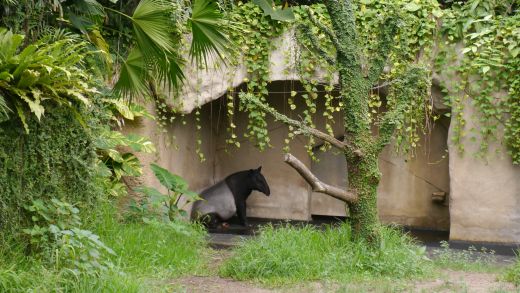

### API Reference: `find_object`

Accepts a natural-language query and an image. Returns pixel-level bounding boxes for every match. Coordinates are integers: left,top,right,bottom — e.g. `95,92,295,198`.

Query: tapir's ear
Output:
257,166,262,172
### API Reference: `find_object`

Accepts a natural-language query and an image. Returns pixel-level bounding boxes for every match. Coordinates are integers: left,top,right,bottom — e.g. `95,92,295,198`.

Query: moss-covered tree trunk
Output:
325,0,384,241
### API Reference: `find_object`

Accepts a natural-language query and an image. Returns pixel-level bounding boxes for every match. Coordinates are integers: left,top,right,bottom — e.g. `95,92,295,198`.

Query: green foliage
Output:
432,241,499,272
134,163,200,221
504,252,520,286
23,198,115,275
189,0,230,65
0,105,99,237
0,202,210,292
114,0,230,99
438,0,520,163
0,28,98,132
88,202,209,278
229,2,285,150
94,121,156,198
253,0,295,21
220,224,431,284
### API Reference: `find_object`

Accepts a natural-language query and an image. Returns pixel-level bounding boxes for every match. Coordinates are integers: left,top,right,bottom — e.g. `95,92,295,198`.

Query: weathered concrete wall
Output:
377,116,451,230
122,104,217,198
448,99,520,244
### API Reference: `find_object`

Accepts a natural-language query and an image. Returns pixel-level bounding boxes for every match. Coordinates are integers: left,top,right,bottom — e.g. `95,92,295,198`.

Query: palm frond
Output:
189,0,230,66
131,0,175,55
113,47,149,98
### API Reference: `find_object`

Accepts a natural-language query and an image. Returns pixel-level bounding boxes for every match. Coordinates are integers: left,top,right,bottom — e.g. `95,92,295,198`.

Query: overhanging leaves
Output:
189,0,230,66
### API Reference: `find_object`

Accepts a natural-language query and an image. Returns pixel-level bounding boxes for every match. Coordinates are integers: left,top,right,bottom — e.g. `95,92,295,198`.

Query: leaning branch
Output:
242,93,363,157
284,153,358,203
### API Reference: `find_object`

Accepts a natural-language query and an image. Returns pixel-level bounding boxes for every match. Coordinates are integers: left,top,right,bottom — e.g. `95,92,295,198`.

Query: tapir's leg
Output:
236,200,248,227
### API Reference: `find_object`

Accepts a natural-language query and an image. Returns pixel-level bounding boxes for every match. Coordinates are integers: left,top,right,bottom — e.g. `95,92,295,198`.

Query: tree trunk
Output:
325,0,382,242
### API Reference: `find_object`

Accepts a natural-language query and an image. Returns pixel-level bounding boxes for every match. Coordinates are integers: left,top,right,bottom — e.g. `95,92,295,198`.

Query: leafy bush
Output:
23,198,114,275
131,163,200,222
0,28,97,132
220,223,431,284
0,105,100,236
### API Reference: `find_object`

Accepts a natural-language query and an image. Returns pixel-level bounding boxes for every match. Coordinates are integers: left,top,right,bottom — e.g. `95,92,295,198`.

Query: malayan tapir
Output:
190,167,270,228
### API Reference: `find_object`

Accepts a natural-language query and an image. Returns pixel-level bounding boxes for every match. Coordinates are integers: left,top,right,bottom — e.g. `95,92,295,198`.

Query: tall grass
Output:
0,201,209,292
504,252,520,285
86,202,208,278
220,223,432,284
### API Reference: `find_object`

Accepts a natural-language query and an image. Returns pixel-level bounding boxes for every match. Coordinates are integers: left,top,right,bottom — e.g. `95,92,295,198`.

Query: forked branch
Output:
284,153,358,203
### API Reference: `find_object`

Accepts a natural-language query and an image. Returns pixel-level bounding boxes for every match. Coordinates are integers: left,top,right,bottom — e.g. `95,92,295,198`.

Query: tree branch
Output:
298,24,335,66
284,153,358,203
242,93,363,156
367,17,399,83
306,8,341,52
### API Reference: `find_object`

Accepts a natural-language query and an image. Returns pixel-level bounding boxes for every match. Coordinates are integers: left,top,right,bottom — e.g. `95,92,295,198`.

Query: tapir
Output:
190,167,270,228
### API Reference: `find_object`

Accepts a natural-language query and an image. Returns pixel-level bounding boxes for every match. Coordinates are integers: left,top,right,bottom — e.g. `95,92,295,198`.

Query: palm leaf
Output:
131,0,175,55
189,0,230,66
113,47,149,98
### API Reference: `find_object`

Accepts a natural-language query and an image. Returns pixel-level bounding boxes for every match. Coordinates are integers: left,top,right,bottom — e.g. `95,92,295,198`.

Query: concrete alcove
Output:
148,80,452,232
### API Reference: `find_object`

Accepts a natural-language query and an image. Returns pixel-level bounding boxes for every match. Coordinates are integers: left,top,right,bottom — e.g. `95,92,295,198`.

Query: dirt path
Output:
172,270,516,293
414,270,516,293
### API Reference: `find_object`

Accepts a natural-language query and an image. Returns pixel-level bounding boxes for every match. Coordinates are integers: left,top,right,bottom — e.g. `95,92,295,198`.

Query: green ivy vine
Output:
228,2,285,151
438,0,520,164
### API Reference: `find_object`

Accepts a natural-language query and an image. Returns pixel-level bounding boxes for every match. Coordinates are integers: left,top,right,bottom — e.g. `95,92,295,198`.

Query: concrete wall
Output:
122,104,217,198
124,83,452,230
448,99,520,244
377,116,451,231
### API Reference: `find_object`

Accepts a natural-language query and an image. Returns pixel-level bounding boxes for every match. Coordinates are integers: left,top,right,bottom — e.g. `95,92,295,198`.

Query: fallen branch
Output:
284,153,358,203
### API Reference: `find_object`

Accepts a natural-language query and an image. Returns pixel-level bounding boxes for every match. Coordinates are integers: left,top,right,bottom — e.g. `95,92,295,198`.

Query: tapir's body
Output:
190,167,270,227
190,181,236,221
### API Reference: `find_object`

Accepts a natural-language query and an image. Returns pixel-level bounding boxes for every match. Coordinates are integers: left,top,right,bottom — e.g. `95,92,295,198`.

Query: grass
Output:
87,202,209,278
431,241,504,273
220,223,433,285
0,201,210,292
503,252,520,285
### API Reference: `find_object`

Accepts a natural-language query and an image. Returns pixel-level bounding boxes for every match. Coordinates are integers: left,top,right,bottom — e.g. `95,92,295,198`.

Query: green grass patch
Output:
87,202,208,278
220,223,432,285
0,201,210,292
431,241,504,273
503,252,520,286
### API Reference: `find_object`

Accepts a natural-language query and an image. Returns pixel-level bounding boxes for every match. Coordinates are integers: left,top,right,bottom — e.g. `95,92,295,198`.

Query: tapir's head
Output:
249,166,270,196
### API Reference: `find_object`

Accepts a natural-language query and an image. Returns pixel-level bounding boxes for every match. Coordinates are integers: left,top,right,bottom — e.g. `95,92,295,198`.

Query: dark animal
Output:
190,167,270,228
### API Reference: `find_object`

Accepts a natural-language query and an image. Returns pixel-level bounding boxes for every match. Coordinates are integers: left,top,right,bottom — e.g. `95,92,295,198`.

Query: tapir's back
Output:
190,180,236,221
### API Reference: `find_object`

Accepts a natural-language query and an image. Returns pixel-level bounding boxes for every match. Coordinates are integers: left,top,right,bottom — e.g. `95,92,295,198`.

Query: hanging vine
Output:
437,0,520,163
